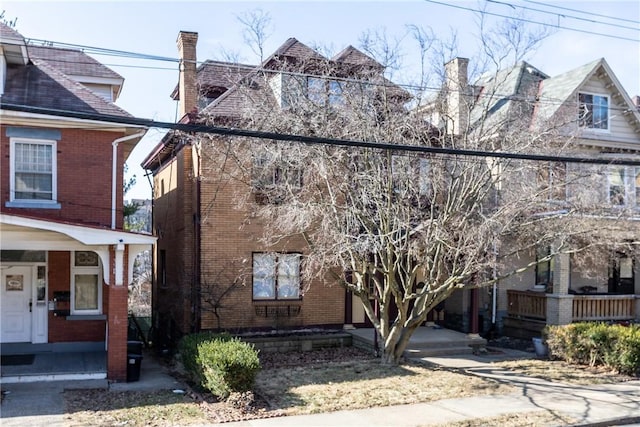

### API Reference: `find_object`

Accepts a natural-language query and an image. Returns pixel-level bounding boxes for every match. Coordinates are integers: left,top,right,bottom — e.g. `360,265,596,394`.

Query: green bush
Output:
612,326,640,376
178,332,260,399
545,323,640,376
178,331,231,379
197,338,261,399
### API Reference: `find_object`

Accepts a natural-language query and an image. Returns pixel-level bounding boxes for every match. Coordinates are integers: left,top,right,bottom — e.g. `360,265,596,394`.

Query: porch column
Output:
546,253,573,325
107,244,128,381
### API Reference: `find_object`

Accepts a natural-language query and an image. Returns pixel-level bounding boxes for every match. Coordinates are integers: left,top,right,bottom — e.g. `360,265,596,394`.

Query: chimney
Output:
177,31,199,119
633,95,640,112
444,57,470,136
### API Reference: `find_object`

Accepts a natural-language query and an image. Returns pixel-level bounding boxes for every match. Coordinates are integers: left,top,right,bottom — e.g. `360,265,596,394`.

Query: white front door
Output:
1,266,32,343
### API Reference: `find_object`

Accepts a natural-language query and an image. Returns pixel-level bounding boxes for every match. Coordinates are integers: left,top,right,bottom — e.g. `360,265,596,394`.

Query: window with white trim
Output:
10,138,57,202
606,166,640,208
71,251,102,315
253,253,301,300
579,93,609,130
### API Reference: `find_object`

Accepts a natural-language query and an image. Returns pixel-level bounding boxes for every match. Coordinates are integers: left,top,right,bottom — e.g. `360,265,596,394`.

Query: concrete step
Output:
404,346,475,358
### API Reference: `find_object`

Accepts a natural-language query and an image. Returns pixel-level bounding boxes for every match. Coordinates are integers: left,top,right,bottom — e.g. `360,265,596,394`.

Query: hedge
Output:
544,322,640,376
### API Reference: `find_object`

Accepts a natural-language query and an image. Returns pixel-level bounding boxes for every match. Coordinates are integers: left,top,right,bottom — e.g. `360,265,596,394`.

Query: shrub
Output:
178,331,231,380
612,326,640,376
178,332,260,399
197,338,261,399
545,322,640,376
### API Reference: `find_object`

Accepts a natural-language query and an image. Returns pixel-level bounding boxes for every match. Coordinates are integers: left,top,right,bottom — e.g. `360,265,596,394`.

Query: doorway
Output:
1,266,33,343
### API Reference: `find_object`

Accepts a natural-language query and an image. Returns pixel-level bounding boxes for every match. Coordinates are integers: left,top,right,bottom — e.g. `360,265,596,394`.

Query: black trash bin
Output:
127,340,143,355
126,353,143,382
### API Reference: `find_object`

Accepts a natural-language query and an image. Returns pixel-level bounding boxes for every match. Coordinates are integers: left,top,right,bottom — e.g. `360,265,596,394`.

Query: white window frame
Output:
578,92,609,132
71,251,102,315
252,252,301,300
9,137,58,204
606,166,640,208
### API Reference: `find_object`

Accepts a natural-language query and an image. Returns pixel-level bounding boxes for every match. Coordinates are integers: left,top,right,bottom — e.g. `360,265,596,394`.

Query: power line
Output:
523,0,640,25
488,0,640,32
423,0,640,43
3,102,640,167
27,45,639,114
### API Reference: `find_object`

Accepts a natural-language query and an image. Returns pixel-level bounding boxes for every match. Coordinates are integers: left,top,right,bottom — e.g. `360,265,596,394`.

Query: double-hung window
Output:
579,93,609,130
10,138,57,204
71,251,102,315
253,253,301,300
605,166,640,208
538,162,567,202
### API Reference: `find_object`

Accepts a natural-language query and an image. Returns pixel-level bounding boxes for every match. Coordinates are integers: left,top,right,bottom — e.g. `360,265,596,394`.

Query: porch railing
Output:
572,295,636,321
507,290,547,320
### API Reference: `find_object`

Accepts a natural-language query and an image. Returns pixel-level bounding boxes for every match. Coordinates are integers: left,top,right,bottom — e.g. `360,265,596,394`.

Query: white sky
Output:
4,0,640,199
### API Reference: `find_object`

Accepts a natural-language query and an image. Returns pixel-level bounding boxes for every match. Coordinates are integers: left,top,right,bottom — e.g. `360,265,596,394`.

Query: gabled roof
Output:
533,58,602,124
534,58,640,134
2,57,133,117
332,45,384,72
469,61,546,132
27,45,124,81
170,59,255,100
1,23,28,65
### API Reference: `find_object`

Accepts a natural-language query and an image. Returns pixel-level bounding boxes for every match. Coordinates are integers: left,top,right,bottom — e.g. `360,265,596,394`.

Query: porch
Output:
504,290,638,338
0,348,106,384
347,326,487,358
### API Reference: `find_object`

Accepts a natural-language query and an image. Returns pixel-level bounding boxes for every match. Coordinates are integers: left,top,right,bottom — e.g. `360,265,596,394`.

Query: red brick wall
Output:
152,142,345,336
1,126,126,229
47,251,106,342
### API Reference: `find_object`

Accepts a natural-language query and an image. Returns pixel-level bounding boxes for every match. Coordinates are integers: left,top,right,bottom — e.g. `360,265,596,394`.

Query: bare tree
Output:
189,18,639,364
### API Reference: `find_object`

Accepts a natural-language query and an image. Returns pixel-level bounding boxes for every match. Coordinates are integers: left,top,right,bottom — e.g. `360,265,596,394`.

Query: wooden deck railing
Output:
572,295,636,321
507,290,547,320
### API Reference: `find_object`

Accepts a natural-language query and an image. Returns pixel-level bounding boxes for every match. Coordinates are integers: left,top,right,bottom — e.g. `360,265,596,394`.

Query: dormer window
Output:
579,93,609,130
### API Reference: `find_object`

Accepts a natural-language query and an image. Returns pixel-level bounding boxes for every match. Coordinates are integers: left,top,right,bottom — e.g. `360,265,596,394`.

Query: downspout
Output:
112,131,146,229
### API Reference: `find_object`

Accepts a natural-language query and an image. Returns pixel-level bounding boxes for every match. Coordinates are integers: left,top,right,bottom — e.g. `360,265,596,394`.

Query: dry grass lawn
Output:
255,359,512,415
430,411,577,427
493,359,635,385
63,347,634,426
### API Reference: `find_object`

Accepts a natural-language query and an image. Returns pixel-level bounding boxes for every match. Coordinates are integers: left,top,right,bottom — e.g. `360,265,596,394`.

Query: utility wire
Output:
27,47,640,113
488,0,640,32
3,102,640,167
523,0,640,25
423,0,640,43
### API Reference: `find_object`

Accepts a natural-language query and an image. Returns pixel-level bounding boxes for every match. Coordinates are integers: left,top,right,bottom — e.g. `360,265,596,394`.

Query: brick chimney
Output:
444,57,470,136
177,31,198,119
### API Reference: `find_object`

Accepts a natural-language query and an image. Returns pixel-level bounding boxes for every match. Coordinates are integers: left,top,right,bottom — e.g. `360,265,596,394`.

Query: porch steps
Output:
348,327,487,358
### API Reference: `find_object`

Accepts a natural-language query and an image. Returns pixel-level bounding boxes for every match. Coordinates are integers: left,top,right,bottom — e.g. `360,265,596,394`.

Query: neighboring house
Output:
142,32,408,344
125,198,152,233
427,57,640,337
0,23,155,381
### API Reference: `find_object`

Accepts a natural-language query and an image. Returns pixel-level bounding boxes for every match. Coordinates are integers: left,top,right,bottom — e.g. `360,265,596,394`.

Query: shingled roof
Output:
1,23,131,118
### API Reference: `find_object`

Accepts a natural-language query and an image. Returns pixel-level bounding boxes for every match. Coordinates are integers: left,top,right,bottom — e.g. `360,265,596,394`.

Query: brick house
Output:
0,23,155,381
142,32,412,344
426,57,640,337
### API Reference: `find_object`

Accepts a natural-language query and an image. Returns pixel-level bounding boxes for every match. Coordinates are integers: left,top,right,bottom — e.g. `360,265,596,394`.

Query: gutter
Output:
112,131,146,229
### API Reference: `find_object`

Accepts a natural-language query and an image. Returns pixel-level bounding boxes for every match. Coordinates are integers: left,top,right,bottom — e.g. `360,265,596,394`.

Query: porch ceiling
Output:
1,213,155,285
0,213,155,249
